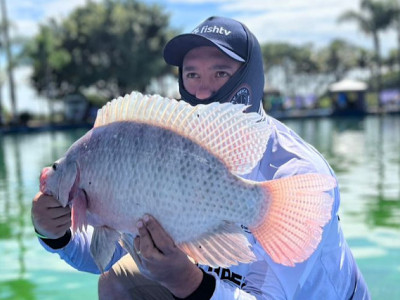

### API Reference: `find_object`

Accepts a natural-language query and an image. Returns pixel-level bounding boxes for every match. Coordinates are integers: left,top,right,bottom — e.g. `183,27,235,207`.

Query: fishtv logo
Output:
192,25,232,36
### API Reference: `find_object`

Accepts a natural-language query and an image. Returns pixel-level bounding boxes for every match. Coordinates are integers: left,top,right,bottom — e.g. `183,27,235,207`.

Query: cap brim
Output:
163,34,245,66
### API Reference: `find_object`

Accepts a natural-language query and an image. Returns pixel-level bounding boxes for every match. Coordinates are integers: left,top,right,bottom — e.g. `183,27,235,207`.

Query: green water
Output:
0,116,399,299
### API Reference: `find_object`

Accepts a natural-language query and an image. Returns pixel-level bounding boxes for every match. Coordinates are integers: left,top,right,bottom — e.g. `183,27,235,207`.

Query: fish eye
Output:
52,163,58,171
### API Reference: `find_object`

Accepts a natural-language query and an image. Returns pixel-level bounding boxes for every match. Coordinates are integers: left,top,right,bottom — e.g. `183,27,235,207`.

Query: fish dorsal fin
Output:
178,222,256,268
94,91,271,175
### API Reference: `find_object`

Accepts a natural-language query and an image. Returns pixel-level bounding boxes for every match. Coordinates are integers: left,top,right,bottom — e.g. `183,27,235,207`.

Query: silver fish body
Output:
57,121,265,241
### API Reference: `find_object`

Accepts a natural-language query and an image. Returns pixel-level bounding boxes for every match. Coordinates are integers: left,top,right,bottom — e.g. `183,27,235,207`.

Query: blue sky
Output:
9,0,397,53
2,0,398,114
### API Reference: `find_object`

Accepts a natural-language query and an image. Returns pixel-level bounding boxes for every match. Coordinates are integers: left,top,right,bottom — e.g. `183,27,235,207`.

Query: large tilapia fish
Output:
39,91,336,271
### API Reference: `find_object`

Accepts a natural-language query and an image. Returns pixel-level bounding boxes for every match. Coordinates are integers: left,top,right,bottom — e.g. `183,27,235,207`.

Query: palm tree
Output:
338,0,397,108
0,0,17,122
388,0,400,86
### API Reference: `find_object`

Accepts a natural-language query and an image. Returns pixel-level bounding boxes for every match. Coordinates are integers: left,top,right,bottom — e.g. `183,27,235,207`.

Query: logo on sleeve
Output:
230,86,251,105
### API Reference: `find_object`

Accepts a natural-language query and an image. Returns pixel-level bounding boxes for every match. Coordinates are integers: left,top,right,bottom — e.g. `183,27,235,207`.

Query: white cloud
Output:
168,0,230,3
8,0,398,52
218,0,359,11
9,0,101,37
168,0,397,53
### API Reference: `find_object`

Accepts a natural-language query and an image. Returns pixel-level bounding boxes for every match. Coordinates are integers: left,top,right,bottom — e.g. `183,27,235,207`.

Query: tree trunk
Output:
0,56,3,126
0,0,17,123
397,8,400,87
372,32,383,109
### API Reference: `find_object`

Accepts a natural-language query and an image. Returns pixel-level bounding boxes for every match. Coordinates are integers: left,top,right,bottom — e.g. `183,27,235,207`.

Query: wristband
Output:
35,228,72,249
34,228,51,239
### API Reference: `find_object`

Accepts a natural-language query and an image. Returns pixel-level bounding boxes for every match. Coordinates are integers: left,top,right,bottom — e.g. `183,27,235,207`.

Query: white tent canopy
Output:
329,79,368,92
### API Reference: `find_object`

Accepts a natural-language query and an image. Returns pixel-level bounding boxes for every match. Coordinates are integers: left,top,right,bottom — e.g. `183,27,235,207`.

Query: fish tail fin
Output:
250,173,336,266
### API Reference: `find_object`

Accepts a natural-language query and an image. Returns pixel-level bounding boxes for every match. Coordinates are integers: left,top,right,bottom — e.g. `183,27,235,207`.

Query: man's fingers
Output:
40,214,71,232
142,215,176,255
34,192,63,208
49,207,71,219
53,214,72,227
134,235,140,253
136,218,166,260
56,219,71,229
136,220,156,256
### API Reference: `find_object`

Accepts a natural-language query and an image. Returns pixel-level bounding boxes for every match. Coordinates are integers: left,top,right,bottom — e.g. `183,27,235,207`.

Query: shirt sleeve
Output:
38,226,127,274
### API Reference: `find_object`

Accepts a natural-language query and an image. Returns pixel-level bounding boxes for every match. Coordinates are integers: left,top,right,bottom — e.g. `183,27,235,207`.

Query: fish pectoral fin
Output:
119,233,136,258
178,222,256,268
90,226,120,273
71,189,88,233
119,233,144,272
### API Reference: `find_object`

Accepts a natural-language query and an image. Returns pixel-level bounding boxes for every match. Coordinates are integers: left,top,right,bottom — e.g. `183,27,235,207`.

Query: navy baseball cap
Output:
163,16,265,113
164,16,247,66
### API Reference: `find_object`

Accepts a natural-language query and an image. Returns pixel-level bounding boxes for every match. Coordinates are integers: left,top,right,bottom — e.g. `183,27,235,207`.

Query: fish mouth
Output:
39,167,51,193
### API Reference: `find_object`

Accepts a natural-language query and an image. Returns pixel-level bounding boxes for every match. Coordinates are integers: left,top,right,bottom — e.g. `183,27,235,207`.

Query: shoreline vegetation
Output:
1,101,399,135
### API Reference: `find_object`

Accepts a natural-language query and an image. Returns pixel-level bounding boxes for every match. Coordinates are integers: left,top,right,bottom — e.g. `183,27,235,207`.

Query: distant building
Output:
263,87,283,112
380,89,400,108
64,94,89,123
329,79,368,116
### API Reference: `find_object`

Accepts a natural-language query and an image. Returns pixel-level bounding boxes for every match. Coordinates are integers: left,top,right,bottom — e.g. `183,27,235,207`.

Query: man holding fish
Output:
32,16,370,299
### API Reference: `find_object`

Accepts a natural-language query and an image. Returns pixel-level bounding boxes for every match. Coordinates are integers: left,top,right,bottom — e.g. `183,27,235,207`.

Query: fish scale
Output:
76,121,256,241
40,91,336,271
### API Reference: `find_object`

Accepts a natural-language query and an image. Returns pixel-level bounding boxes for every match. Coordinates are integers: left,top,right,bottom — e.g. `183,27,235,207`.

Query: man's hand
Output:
134,215,203,298
31,192,71,239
